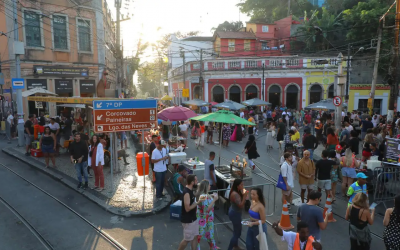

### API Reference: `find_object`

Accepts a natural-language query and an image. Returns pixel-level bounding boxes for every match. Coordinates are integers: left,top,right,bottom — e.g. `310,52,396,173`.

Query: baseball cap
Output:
356,173,368,179
335,145,342,151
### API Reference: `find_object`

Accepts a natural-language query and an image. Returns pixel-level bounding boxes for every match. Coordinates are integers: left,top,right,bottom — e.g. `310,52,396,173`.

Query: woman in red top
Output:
326,127,339,151
88,135,105,191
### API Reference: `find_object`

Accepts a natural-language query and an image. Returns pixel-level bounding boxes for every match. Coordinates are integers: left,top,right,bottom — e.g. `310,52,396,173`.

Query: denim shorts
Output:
41,144,55,154
341,167,357,178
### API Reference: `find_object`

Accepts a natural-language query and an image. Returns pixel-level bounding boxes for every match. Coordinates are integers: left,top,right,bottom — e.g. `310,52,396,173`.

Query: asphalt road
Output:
0,140,236,250
181,127,387,250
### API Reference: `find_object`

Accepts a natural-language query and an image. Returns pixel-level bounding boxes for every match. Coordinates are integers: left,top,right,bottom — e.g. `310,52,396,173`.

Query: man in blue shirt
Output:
296,190,331,241
361,117,373,141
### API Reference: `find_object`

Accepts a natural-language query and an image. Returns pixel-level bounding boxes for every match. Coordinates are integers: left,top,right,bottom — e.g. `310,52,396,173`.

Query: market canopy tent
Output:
161,95,173,101
191,110,255,165
182,99,210,106
304,99,347,111
241,98,271,106
22,87,57,97
212,100,246,111
158,106,197,121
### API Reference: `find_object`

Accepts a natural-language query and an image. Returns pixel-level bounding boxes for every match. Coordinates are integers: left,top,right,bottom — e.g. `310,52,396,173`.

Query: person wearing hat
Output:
172,165,187,201
347,172,368,206
151,140,168,200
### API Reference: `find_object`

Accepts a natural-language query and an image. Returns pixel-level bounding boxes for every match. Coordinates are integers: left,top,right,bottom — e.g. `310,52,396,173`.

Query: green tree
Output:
295,8,342,51
211,21,244,32
237,0,316,23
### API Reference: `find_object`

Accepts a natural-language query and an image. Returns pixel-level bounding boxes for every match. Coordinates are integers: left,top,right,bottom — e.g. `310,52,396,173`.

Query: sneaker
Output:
77,183,82,189
25,152,30,156
124,162,129,165
83,183,88,190
88,174,93,178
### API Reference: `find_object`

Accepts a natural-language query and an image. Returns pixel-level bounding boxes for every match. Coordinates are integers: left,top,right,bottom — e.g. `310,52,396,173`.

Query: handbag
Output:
276,163,289,191
245,141,254,154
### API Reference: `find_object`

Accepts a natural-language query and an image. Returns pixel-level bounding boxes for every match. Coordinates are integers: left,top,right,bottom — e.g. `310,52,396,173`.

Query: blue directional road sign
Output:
93,99,158,133
11,78,25,89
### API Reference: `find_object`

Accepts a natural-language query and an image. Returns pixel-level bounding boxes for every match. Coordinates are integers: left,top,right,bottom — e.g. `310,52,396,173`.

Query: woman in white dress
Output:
265,122,276,149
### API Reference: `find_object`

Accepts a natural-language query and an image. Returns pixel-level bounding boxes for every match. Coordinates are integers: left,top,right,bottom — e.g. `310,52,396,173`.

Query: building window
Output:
287,59,299,66
244,40,251,51
329,59,338,65
77,19,92,52
328,85,334,98
229,86,241,103
212,86,224,103
212,62,224,69
246,86,258,100
269,85,281,109
269,60,281,67
286,85,298,109
192,63,200,70
24,11,42,47
309,84,322,104
53,15,68,50
228,39,235,52
228,61,241,68
245,60,257,68
262,25,269,32
261,42,269,51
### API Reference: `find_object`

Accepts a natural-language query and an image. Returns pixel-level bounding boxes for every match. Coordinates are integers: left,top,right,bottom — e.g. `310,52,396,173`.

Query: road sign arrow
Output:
97,115,103,120
96,102,102,108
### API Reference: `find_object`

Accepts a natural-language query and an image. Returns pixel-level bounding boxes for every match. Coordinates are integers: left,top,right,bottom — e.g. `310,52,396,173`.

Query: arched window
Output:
229,86,241,103
309,85,322,104
328,85,334,99
212,86,224,103
246,85,258,100
193,86,200,99
286,85,298,109
268,85,281,109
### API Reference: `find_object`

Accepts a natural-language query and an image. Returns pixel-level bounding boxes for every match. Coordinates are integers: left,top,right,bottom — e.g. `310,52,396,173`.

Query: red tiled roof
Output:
214,31,256,40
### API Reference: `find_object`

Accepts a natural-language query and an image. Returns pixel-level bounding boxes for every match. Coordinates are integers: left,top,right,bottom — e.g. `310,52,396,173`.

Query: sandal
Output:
91,186,99,190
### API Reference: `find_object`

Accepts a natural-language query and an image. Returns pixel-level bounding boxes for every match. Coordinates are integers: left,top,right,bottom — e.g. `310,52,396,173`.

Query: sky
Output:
114,0,250,61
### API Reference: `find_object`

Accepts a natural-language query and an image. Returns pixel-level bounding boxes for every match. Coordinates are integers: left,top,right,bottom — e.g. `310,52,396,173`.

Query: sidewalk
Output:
2,137,171,217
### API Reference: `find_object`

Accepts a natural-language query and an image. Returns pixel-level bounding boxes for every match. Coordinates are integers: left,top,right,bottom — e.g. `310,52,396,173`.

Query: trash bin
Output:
136,152,149,176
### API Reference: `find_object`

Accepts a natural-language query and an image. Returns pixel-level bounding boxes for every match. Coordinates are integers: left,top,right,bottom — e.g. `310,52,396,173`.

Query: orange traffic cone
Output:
323,194,336,222
278,200,294,230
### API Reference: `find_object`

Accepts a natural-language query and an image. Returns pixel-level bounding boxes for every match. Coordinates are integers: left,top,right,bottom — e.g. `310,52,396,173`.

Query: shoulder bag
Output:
276,163,289,191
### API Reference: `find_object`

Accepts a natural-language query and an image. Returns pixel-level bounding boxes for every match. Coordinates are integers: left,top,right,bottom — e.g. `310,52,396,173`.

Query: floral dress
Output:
222,126,231,141
197,195,217,250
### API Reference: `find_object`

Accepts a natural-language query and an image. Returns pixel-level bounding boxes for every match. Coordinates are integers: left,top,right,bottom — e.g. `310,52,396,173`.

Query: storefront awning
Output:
27,96,120,104
57,104,87,108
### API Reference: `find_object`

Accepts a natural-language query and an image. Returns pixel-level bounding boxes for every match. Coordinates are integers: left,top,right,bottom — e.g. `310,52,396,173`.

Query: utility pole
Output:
345,44,351,103
180,49,185,104
370,24,382,116
334,53,343,130
262,63,265,102
13,0,23,147
199,49,203,101
116,0,121,97
387,0,400,132
115,0,130,97
287,0,290,16
0,54,4,118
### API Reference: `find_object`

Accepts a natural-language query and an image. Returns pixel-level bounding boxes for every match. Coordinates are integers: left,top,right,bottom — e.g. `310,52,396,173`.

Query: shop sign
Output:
27,96,120,104
27,79,47,90
182,88,189,97
34,65,89,77
93,99,157,133
55,79,73,94
80,80,95,93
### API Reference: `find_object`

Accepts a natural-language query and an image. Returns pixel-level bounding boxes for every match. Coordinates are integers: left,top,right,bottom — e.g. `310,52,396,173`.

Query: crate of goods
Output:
169,152,187,164
31,149,43,157
170,200,182,220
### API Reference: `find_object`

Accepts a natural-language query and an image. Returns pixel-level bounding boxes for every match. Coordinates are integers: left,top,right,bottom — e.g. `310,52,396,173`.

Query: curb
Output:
2,147,171,217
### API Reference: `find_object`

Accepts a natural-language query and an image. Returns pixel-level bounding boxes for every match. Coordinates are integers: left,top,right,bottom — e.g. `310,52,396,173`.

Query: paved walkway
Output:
2,137,171,217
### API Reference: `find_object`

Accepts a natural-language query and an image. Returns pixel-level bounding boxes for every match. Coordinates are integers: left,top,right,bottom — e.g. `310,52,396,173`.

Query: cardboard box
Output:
169,152,187,164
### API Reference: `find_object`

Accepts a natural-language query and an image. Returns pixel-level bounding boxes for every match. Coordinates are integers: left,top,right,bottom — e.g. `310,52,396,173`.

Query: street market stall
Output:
191,110,255,186
212,100,246,111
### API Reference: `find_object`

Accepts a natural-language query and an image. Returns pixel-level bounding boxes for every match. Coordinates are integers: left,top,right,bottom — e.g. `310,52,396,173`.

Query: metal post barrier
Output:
373,165,400,207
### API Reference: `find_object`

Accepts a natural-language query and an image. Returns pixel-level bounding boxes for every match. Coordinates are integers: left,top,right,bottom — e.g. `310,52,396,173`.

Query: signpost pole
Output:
110,133,115,191
142,129,145,190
